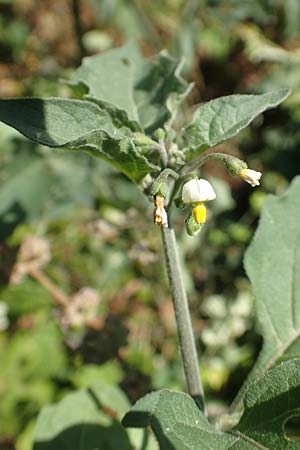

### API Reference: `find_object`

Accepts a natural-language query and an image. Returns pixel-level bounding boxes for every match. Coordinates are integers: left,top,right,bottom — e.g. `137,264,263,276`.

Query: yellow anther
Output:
193,202,207,224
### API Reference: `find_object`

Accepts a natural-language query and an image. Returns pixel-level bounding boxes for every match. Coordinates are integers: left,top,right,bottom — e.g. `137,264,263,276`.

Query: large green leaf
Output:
0,98,158,182
33,382,156,450
232,176,300,410
123,359,300,449
70,42,190,133
182,89,290,160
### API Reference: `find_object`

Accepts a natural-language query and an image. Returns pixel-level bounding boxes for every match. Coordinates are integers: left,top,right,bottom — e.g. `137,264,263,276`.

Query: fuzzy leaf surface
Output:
183,89,289,159
123,359,300,449
236,358,300,449
232,176,300,409
0,98,158,182
70,43,190,132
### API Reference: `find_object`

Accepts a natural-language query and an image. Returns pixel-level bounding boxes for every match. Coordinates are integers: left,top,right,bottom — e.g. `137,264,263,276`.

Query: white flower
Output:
182,179,216,204
182,179,216,225
239,168,262,187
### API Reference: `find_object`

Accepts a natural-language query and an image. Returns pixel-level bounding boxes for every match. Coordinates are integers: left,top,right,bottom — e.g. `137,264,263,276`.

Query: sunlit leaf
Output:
182,89,290,160
123,359,300,449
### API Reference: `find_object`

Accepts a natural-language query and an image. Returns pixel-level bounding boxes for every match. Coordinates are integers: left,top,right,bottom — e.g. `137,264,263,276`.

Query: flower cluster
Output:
152,156,262,236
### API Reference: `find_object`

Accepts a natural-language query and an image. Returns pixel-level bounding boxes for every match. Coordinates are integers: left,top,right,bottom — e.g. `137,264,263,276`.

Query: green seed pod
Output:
185,210,204,236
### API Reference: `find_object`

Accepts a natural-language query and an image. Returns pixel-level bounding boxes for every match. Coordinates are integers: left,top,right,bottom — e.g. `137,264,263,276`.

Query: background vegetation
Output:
0,0,299,448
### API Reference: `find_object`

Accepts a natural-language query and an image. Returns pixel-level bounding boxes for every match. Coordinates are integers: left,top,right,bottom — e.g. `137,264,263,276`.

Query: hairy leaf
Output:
70,42,190,132
183,89,290,159
123,359,300,449
236,358,300,449
123,390,236,450
232,176,300,410
0,98,158,182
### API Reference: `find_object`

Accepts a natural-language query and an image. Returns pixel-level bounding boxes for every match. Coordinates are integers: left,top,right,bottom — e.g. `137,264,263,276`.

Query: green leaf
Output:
182,89,290,159
0,132,107,235
123,389,235,450
123,359,300,449
66,128,158,183
236,358,300,449
0,145,95,226
70,43,190,133
70,361,124,388
1,280,52,317
232,176,300,410
70,42,143,127
0,98,114,146
33,382,156,450
0,98,158,182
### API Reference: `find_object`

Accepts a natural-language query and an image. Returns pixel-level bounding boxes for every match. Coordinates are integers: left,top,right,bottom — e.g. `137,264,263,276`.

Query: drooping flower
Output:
239,168,262,187
182,179,216,224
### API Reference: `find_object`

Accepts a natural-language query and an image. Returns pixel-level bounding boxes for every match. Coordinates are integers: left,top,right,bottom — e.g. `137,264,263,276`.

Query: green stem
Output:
71,0,85,61
158,137,169,167
181,152,231,176
161,227,205,411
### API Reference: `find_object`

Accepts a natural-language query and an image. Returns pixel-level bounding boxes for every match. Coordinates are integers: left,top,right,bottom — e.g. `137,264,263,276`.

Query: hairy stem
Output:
161,227,205,411
181,152,231,176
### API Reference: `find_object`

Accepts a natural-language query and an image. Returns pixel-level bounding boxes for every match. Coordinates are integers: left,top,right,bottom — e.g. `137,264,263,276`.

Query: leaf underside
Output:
0,98,158,183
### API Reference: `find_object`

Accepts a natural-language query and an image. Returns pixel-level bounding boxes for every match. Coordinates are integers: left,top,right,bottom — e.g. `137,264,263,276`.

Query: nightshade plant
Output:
1,43,300,449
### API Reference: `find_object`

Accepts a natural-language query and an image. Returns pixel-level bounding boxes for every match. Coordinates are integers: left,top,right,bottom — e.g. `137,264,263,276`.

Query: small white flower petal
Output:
182,179,216,203
240,168,262,187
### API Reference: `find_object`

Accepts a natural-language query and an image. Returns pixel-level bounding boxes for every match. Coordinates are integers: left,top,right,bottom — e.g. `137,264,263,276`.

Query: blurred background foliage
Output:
0,0,300,448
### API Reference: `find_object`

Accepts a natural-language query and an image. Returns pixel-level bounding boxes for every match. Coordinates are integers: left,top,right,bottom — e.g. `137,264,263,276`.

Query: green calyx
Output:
150,168,179,198
223,155,247,176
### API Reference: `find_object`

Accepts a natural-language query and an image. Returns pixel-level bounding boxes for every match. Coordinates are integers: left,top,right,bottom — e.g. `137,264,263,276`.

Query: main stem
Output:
71,0,85,61
161,227,205,411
